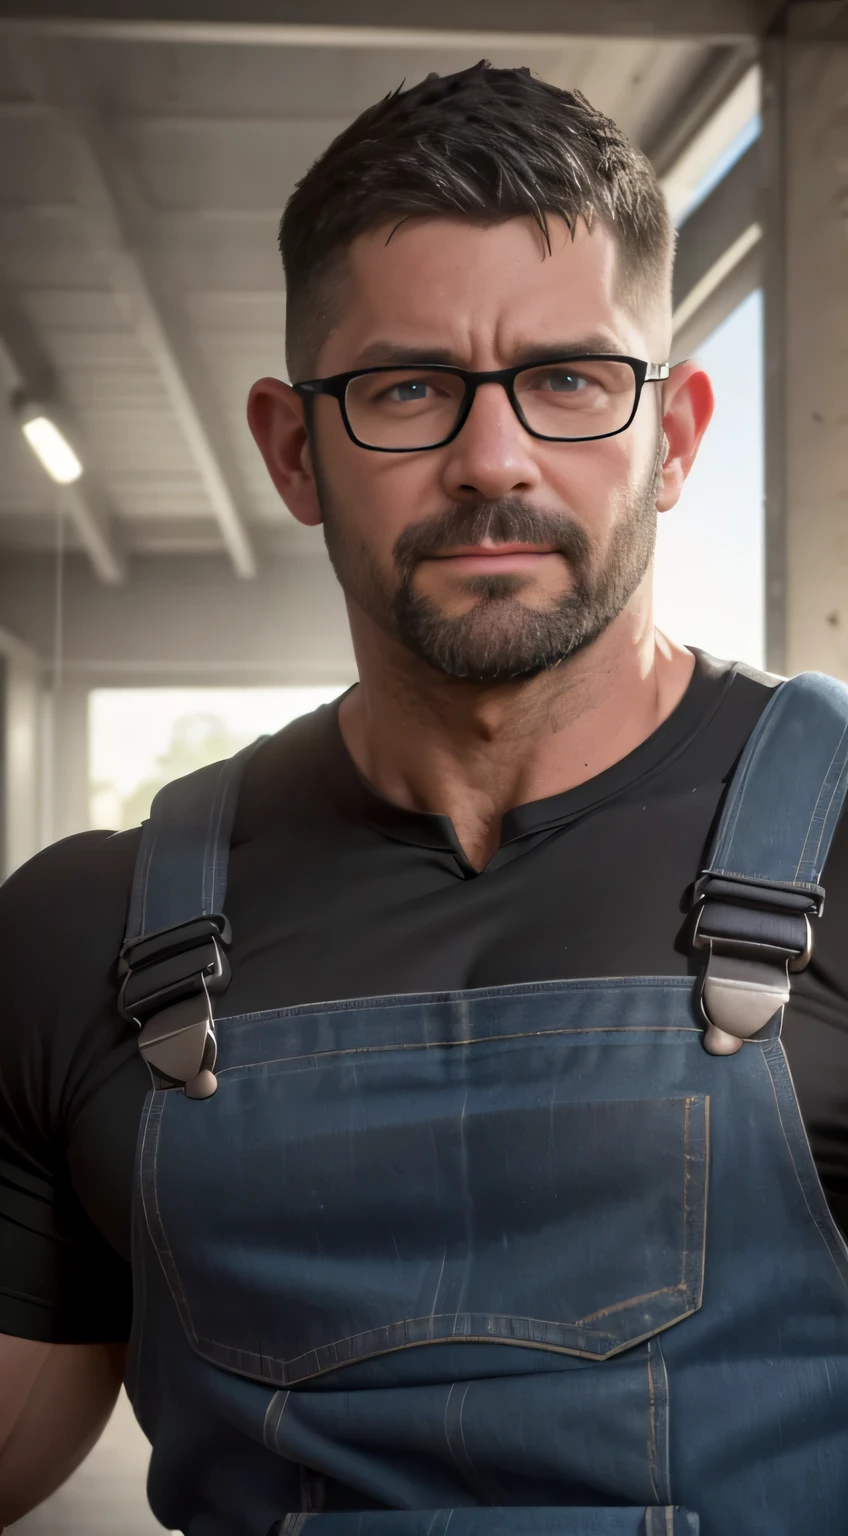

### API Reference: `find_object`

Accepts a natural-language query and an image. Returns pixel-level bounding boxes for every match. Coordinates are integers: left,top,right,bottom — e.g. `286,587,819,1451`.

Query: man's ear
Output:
655,361,715,513
247,377,323,527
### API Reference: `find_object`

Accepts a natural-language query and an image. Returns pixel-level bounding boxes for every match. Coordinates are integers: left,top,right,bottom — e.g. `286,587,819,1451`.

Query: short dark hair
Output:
280,61,673,380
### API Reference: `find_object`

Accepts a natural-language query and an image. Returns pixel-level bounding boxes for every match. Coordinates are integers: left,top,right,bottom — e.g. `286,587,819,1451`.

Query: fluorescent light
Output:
21,414,83,485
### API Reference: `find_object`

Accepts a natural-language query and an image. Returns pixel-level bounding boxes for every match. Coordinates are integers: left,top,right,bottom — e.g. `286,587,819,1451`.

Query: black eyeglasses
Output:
294,356,669,453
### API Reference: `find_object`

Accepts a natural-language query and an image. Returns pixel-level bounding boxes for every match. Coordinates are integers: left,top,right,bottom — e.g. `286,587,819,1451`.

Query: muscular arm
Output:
0,831,142,1529
0,1333,126,1527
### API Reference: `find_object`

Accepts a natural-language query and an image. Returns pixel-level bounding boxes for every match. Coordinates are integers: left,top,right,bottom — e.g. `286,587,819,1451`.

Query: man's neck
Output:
338,602,695,872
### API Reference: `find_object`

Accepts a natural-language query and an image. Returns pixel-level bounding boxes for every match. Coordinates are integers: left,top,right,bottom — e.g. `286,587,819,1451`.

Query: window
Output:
89,685,349,831
654,290,764,667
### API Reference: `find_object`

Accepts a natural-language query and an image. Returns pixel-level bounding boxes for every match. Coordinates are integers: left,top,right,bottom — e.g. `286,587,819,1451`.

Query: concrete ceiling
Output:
0,24,754,578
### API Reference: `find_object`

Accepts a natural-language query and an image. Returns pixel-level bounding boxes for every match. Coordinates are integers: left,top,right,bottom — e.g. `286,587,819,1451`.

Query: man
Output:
1,61,847,1536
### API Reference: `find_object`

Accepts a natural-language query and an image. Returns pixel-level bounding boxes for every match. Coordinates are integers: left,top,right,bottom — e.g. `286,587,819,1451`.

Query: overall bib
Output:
119,673,848,1536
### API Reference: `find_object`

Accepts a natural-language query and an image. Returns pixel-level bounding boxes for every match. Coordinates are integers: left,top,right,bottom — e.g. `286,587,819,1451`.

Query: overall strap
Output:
118,738,266,1098
692,671,848,1054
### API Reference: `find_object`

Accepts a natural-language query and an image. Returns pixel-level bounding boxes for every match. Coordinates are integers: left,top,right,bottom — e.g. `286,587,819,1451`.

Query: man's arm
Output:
0,830,142,1528
0,1333,126,1527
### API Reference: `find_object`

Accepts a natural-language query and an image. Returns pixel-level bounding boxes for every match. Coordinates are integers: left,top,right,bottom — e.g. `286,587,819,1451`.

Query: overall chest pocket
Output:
138,1036,709,1388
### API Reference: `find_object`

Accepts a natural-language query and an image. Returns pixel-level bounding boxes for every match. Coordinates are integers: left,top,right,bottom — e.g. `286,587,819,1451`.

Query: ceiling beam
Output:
672,139,762,347
0,285,127,584
0,547,355,689
0,0,788,45
8,38,259,580
645,45,757,180
671,240,761,363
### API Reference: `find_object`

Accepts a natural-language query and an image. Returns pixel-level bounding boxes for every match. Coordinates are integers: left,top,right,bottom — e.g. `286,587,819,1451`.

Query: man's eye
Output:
538,370,587,392
389,381,430,403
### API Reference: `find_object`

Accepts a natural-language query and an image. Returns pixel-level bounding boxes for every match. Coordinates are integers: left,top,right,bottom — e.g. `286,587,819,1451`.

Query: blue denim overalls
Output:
119,672,848,1536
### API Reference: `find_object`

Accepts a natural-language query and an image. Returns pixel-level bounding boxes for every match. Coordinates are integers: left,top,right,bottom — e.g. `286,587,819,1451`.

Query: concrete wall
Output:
0,548,355,687
763,15,848,677
783,31,848,677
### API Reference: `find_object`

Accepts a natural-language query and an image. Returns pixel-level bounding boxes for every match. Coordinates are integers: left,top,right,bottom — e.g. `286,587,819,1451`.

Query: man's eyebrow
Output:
510,337,627,365
353,343,462,367
351,336,628,369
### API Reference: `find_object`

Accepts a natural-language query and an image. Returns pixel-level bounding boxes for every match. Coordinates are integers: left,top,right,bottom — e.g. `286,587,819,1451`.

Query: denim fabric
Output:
271,1509,700,1534
123,675,848,1535
126,737,266,937
126,977,848,1535
705,669,848,887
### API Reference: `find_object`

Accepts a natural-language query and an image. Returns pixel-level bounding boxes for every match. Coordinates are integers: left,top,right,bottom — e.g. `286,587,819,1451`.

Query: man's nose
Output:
439,382,543,502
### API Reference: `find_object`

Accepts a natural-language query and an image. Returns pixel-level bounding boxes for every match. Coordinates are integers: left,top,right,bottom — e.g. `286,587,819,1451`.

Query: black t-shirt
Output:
3,650,848,1347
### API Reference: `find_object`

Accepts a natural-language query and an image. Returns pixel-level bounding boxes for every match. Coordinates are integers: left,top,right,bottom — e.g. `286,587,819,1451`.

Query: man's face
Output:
303,215,668,682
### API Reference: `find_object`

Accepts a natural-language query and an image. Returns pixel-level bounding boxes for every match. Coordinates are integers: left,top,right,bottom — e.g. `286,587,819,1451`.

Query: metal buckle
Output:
692,907,812,1056
788,912,813,972
121,917,231,1099
698,951,791,1055
137,974,219,1098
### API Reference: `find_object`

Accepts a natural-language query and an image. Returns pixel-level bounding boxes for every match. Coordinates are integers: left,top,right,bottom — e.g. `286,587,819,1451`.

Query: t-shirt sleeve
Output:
783,798,848,1242
0,1149,132,1343
0,829,142,1343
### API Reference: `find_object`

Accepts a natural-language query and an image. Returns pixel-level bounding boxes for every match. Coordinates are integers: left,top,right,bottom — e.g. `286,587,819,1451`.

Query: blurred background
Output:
0,0,844,1529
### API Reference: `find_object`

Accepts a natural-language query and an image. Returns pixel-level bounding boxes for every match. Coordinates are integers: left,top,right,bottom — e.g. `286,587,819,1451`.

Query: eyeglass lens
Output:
344,361,638,449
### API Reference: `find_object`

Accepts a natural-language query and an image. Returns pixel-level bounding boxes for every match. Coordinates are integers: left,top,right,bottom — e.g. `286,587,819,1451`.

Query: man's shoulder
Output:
0,698,342,919
0,825,141,926
254,697,345,781
0,827,142,1016
719,656,848,733
706,651,848,703
232,699,348,841
694,647,782,698
729,657,782,692
709,655,848,901
0,829,142,1158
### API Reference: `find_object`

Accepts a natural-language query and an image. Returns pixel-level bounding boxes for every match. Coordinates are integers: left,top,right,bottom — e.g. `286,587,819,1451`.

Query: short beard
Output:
318,442,663,685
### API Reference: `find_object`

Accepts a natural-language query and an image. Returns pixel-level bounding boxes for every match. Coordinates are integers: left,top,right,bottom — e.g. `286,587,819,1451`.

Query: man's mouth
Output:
423,541,560,575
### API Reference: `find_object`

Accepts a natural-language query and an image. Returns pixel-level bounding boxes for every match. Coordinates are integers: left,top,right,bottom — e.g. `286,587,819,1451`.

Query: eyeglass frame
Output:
293,356,670,453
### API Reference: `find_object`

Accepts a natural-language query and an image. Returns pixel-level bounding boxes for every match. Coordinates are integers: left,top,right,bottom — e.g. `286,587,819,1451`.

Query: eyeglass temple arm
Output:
646,363,670,381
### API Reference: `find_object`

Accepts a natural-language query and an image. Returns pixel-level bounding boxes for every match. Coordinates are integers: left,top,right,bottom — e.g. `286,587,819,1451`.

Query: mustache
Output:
392,499,592,580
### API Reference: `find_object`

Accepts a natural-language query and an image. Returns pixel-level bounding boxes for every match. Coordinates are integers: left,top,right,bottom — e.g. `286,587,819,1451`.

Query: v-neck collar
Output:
319,650,740,875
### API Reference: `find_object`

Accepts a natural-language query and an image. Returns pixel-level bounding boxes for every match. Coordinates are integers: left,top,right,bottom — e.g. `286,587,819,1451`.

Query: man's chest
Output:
72,787,848,1262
